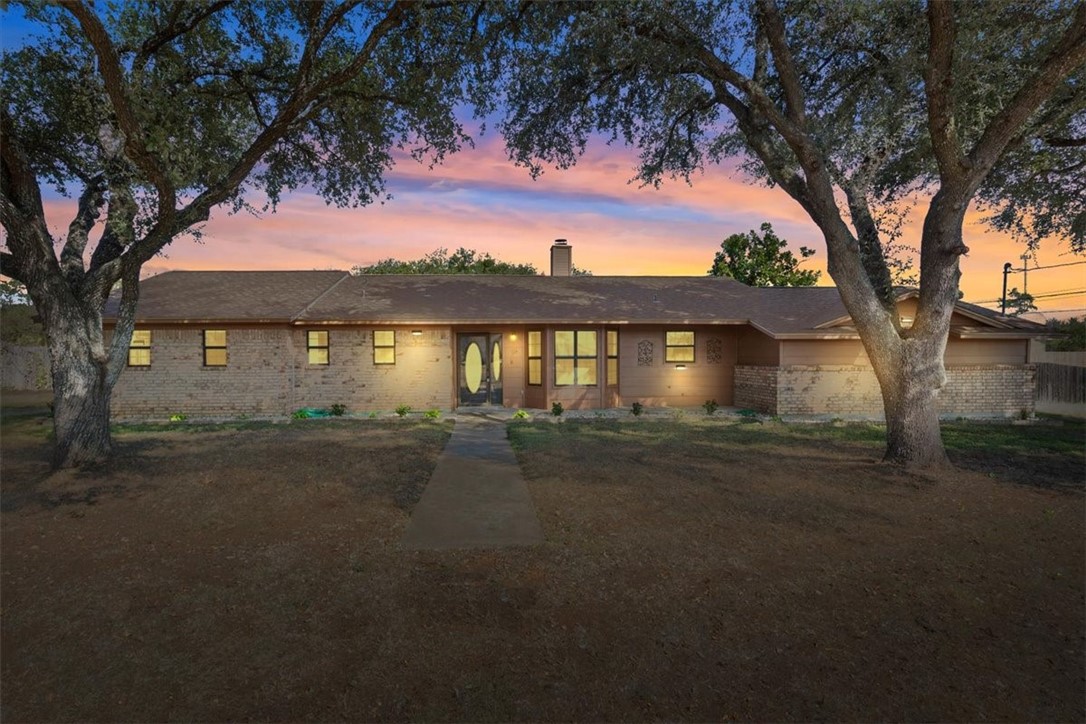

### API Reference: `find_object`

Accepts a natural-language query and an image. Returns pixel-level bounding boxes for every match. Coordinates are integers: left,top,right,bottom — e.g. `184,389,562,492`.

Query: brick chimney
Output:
550,239,572,276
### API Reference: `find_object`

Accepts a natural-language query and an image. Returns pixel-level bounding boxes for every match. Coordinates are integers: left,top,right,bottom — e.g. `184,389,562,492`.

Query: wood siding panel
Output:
616,325,736,407
736,327,780,365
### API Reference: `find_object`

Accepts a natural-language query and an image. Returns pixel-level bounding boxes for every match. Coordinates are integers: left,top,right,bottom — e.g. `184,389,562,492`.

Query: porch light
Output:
411,329,423,336
675,364,687,370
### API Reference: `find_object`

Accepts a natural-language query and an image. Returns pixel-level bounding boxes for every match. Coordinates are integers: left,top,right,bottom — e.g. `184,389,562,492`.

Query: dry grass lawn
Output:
1,412,1083,722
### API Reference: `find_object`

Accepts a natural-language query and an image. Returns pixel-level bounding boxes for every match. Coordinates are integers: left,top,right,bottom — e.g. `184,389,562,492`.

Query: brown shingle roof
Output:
107,271,1045,336
297,274,756,325
105,270,349,322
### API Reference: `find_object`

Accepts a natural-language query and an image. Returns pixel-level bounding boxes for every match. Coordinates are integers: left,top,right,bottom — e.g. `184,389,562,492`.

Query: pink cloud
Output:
23,137,1080,318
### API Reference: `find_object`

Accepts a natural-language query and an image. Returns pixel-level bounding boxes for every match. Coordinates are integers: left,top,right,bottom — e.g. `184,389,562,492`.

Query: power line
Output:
974,288,1086,304
1006,260,1086,273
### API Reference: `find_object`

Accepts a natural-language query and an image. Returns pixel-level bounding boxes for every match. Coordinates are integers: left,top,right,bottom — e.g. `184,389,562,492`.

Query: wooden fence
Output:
1030,341,1085,417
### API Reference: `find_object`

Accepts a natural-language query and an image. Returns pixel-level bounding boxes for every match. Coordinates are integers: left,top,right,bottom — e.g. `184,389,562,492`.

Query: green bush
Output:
551,401,564,417
291,409,310,420
703,399,719,415
329,403,347,417
395,404,411,418
513,409,530,420
631,401,644,416
423,408,441,420
169,413,187,423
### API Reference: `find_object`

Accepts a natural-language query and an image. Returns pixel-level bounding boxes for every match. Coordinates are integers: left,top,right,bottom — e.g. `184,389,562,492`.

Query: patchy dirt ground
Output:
1,414,1083,722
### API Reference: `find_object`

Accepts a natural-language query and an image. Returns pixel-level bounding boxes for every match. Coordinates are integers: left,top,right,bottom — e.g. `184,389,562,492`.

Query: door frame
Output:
456,332,503,406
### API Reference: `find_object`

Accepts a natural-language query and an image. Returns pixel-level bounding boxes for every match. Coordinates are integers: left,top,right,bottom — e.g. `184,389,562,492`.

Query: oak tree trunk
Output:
868,337,952,469
43,301,117,469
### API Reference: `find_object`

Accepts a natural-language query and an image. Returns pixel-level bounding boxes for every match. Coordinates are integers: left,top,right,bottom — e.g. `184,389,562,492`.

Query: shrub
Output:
395,404,411,418
291,409,310,420
703,399,720,415
512,409,530,420
329,403,347,417
368,411,379,419
169,413,187,423
551,401,564,417
631,401,644,416
424,408,441,420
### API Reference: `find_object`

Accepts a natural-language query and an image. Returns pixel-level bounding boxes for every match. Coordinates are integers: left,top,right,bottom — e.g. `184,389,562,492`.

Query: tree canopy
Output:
709,223,819,287
494,0,1085,466
1045,317,1085,351
0,0,504,466
354,247,539,275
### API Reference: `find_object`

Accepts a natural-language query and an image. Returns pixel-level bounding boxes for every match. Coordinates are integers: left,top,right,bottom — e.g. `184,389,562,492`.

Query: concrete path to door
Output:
400,413,544,551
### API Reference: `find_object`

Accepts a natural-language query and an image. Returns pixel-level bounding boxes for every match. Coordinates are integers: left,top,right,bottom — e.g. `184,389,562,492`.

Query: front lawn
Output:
1,415,1082,721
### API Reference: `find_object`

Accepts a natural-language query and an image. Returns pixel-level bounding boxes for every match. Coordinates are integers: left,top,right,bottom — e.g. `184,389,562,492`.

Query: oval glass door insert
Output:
464,342,483,394
492,341,502,382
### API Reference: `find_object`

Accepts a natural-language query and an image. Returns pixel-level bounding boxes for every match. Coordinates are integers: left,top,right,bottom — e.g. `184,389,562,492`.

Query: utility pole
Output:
1001,262,1012,315
1021,252,1032,294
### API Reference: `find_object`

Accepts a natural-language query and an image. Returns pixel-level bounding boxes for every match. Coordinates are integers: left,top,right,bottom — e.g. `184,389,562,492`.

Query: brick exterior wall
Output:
111,326,453,420
734,364,1035,419
733,365,777,412
291,328,452,412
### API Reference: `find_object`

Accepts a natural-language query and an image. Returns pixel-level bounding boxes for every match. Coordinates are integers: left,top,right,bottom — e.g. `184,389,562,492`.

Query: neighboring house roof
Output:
105,270,1045,338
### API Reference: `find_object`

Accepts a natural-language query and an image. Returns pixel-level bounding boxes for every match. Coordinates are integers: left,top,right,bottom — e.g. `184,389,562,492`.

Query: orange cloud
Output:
24,137,1082,320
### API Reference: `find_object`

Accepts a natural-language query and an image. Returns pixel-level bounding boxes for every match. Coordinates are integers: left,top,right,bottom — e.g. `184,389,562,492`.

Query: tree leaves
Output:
708,222,819,287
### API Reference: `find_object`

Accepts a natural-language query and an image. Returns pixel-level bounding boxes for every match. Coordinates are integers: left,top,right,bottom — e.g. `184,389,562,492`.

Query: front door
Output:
458,334,503,405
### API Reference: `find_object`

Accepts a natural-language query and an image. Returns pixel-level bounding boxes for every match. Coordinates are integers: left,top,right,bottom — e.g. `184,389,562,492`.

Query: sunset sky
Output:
35,129,1083,320
4,7,1082,321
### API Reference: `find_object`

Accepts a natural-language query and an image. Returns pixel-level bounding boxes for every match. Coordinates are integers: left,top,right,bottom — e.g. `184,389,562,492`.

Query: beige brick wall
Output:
111,325,455,420
734,364,1035,419
292,327,453,413
111,327,293,418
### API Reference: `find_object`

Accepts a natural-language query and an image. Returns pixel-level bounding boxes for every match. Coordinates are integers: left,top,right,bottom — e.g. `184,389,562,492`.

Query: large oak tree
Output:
496,0,1086,467
1,0,495,467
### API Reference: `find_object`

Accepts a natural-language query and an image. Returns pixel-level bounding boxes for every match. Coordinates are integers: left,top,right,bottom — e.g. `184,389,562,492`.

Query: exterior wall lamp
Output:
411,330,423,336
675,364,687,370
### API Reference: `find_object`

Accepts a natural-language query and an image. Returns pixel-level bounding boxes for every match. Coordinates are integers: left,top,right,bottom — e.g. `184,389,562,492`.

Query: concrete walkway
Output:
400,415,544,550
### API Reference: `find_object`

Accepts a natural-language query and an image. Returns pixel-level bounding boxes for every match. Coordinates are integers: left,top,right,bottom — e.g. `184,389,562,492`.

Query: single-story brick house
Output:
105,241,1043,420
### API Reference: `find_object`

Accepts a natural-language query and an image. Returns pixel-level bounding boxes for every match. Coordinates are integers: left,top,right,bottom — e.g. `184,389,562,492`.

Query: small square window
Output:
373,329,395,365
128,330,151,367
203,330,227,366
307,330,329,365
665,330,695,363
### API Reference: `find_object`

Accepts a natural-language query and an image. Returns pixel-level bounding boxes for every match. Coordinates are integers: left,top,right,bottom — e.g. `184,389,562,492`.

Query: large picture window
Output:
606,330,618,385
307,330,329,365
203,330,227,366
554,330,597,386
373,330,396,365
527,330,542,385
665,331,695,363
128,330,151,367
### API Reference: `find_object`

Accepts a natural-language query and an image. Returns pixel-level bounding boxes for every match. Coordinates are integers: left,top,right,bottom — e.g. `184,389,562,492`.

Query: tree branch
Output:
59,174,107,283
924,0,967,182
59,1,178,221
120,1,409,268
0,251,27,283
965,3,1086,186
756,0,807,127
839,178,897,313
0,111,56,273
105,263,140,388
133,1,235,74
